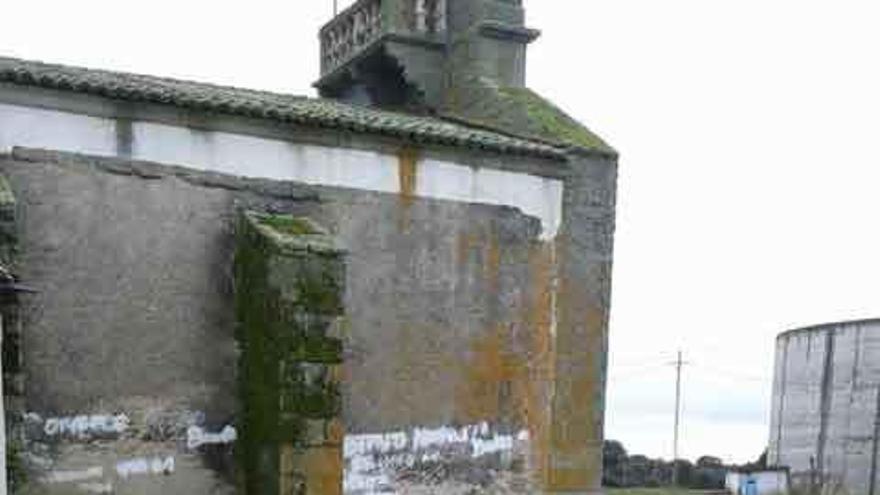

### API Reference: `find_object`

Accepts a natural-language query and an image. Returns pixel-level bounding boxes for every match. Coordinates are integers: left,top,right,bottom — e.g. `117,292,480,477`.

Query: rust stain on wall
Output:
485,229,501,292
327,418,345,445
450,231,559,487
397,148,418,201
452,238,559,486
397,147,419,232
545,262,608,492
456,229,483,276
455,324,525,424
281,444,343,495
454,226,501,291
521,240,557,487
456,229,471,266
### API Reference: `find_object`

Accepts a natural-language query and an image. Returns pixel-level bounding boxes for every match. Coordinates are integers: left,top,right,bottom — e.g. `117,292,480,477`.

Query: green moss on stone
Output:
298,336,344,364
280,373,341,420
252,212,339,256
6,437,28,492
0,174,15,266
0,175,15,206
258,214,318,236
268,255,345,314
234,211,345,494
445,78,615,155
498,87,613,152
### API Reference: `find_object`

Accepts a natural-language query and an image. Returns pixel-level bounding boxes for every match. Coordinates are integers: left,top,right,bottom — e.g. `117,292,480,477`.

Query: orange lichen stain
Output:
451,238,558,486
397,147,419,232
544,251,609,493
327,418,345,445
484,229,501,292
454,227,501,291
454,225,522,426
279,368,345,494
282,444,343,495
328,364,343,387
455,227,486,271
455,324,526,424
398,148,418,201
520,240,557,487
456,229,474,267
279,444,295,495
547,465,594,492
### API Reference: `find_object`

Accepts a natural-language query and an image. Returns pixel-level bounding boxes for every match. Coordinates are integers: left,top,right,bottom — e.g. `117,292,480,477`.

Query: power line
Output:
608,363,669,384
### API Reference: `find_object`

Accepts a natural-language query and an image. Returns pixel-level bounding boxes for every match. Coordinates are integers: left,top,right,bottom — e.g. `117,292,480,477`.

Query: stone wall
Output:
0,149,318,494
0,172,17,493
0,144,617,494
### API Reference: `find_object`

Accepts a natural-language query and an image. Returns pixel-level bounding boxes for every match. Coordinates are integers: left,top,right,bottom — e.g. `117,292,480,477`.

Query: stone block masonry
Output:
235,211,346,495
0,172,14,494
0,138,614,494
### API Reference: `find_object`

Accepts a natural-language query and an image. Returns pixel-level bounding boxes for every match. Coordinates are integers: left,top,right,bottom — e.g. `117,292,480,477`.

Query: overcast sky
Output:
3,0,879,464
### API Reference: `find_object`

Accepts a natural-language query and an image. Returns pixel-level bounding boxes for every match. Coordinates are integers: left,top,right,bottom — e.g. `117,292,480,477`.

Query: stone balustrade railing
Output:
321,0,384,74
414,0,446,34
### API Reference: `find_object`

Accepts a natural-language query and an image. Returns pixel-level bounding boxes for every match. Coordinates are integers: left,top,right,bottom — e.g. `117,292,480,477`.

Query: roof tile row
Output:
0,57,566,160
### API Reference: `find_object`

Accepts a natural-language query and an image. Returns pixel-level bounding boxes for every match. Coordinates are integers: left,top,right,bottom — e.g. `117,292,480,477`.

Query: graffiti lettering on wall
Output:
77,482,114,494
44,456,174,493
116,456,175,478
47,466,104,483
23,408,234,490
187,424,237,449
142,408,205,441
25,412,130,439
24,410,237,446
344,422,529,493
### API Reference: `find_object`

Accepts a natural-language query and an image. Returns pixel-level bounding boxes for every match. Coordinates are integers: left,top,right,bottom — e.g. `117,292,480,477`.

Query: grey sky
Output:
3,0,879,464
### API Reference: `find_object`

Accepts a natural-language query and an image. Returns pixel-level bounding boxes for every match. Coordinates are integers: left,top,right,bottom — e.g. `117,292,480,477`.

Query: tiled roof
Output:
0,56,566,160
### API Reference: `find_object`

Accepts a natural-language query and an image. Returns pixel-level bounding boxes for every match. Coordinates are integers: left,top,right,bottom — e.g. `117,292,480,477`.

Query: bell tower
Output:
316,0,449,110
315,0,538,112
445,0,539,89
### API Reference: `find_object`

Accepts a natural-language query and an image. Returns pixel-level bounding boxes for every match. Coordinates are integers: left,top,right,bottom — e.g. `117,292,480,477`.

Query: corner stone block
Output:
235,211,346,495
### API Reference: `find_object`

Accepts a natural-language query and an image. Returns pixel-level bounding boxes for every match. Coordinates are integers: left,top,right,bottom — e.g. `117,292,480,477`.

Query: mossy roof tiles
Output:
0,56,567,160
444,77,615,155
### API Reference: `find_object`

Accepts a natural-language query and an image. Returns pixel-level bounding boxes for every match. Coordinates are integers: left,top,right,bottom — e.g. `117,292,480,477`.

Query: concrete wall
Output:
0,83,617,494
769,320,880,495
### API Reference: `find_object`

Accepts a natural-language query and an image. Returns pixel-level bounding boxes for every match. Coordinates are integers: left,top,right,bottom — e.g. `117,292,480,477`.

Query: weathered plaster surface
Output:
0,149,570,493
0,151,262,493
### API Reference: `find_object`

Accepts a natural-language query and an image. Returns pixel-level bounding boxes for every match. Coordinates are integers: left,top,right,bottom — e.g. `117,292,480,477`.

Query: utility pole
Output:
333,0,338,15
671,349,688,486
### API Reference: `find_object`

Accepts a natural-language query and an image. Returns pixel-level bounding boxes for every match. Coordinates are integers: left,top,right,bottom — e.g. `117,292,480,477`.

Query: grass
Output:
609,488,724,495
